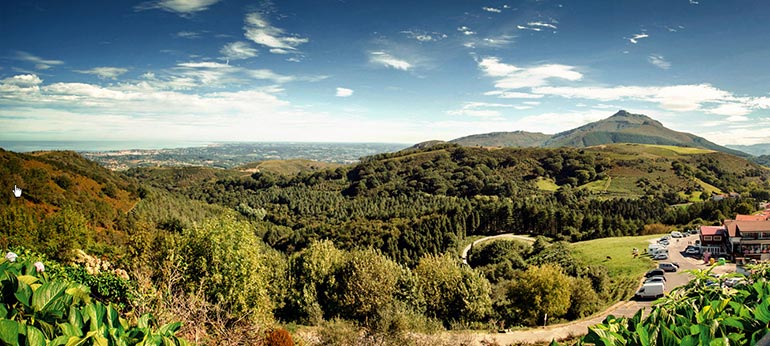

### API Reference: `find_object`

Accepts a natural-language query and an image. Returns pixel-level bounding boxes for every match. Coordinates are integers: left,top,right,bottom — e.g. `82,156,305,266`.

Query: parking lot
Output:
645,231,737,294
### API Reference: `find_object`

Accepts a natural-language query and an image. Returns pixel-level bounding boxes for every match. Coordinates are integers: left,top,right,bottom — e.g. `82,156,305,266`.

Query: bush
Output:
0,255,187,345
264,328,294,346
181,215,274,324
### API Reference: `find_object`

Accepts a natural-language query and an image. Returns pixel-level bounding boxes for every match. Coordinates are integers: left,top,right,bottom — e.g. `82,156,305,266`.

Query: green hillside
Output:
450,131,551,148
446,110,752,158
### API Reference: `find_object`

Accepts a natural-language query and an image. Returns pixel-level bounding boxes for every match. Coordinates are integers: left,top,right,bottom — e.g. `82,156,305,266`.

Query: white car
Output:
685,247,700,255
644,276,666,284
671,231,683,238
653,253,669,260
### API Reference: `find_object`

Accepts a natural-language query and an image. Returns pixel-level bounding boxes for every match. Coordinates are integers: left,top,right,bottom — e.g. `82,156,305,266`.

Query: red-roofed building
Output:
736,214,770,221
700,225,728,256
733,220,770,260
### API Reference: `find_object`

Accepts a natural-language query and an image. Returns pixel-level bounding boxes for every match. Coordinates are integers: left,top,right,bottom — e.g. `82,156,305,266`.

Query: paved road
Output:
470,232,729,345
461,233,535,265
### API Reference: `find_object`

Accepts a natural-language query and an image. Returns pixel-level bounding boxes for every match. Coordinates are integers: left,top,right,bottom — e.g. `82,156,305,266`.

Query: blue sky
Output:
2,0,770,145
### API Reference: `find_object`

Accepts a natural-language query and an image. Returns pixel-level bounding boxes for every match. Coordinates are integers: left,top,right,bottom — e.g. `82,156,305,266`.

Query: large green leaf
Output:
0,319,20,345
15,281,33,307
753,299,770,323
25,325,46,346
31,280,68,313
68,306,84,336
157,322,182,335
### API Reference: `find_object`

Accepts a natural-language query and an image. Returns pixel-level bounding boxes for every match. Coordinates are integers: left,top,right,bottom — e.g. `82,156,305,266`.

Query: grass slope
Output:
236,159,343,176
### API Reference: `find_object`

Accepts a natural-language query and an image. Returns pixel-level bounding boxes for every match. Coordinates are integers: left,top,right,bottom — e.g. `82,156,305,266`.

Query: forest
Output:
1,144,769,344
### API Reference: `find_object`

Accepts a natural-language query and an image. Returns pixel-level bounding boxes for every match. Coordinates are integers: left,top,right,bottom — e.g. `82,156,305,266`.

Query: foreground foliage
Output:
574,265,770,346
0,256,186,346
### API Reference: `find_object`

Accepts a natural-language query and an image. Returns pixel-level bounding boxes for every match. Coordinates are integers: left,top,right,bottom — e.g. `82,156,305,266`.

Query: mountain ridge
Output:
446,110,750,158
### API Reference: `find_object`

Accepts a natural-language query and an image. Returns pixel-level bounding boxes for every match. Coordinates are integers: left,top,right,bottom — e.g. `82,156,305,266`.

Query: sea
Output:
0,140,214,152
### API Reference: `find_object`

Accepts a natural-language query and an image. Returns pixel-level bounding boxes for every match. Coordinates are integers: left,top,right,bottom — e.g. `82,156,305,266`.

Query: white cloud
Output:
706,103,752,117
1,74,43,87
136,0,220,15
479,57,582,89
336,87,354,97
220,41,258,60
75,67,129,80
447,102,517,118
15,51,64,70
482,7,501,13
369,51,412,71
401,30,447,42
176,31,201,39
532,84,737,112
527,22,557,29
483,90,544,99
512,110,611,134
629,33,649,44
243,12,308,53
457,26,476,35
648,55,671,69
523,101,540,106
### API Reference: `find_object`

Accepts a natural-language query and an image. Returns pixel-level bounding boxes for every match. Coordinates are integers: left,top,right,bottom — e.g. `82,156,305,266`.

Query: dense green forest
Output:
1,144,769,344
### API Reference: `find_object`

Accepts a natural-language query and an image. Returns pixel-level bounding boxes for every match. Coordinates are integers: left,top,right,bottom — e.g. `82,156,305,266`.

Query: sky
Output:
2,0,770,145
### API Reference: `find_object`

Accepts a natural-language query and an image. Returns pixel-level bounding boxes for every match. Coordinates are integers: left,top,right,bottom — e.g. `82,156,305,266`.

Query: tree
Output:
181,214,275,324
415,254,492,325
505,264,572,326
284,240,345,324
332,248,401,323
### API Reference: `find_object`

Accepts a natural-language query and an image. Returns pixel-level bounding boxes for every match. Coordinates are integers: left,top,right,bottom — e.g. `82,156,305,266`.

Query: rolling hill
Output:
446,110,751,158
450,131,550,147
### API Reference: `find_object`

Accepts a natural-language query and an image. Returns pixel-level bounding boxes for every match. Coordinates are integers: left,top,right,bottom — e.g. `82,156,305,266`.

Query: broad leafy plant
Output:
0,255,187,346
573,264,770,346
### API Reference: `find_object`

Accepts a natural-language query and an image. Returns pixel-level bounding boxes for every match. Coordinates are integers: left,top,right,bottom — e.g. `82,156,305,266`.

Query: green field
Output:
571,235,661,301
571,235,659,278
535,177,559,191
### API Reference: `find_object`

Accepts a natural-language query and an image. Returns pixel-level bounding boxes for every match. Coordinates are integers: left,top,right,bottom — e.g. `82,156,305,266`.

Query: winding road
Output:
461,233,535,265
466,233,731,345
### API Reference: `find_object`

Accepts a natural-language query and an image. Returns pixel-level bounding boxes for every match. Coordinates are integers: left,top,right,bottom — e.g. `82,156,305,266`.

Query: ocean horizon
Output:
0,140,215,153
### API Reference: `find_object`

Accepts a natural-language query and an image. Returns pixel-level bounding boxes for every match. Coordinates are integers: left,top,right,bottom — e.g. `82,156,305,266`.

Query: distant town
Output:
82,142,408,170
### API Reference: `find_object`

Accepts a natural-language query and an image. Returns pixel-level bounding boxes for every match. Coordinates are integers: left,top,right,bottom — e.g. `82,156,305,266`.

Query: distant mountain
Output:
445,110,751,158
450,131,550,147
410,140,447,149
727,143,770,156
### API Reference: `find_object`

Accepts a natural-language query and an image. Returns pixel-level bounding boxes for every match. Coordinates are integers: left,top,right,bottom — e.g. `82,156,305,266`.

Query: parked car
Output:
645,268,665,278
644,276,666,284
635,282,665,299
653,253,669,260
659,263,678,272
671,231,684,238
685,247,700,255
658,239,670,246
724,277,747,287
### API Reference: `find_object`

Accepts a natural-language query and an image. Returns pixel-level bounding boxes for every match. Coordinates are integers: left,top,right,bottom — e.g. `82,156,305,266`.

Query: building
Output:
699,225,729,256
731,220,770,260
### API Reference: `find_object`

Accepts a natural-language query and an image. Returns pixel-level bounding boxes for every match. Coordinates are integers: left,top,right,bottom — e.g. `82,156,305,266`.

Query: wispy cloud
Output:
15,51,64,70
135,0,221,15
220,42,258,60
176,31,201,39
74,67,129,80
336,87,354,97
400,30,447,42
479,57,583,89
369,51,412,71
483,90,543,99
482,7,501,13
628,33,649,44
243,12,308,53
528,22,557,30
517,22,558,32
648,55,671,69
457,26,476,36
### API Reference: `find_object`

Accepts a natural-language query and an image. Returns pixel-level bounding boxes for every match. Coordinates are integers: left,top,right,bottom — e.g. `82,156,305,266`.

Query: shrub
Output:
0,255,187,345
264,328,294,346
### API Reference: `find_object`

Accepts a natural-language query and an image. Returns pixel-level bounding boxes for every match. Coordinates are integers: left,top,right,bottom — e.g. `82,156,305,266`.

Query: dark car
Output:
659,263,678,272
645,268,665,277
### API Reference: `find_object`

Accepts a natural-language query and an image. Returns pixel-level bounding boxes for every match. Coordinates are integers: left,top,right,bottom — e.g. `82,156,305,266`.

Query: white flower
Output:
33,261,44,273
5,252,18,262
